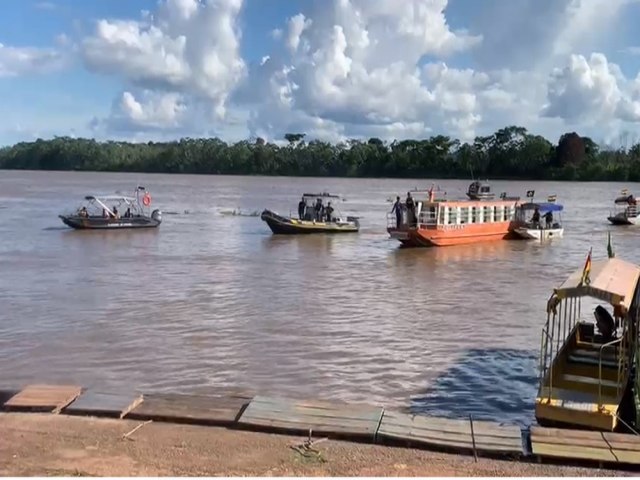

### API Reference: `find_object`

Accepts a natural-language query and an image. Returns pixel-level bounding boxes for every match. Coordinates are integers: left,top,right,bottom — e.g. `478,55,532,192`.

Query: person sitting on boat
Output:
531,206,540,227
124,208,131,218
405,192,416,225
544,210,553,229
78,206,88,218
391,196,403,228
314,198,324,222
112,206,119,219
325,202,335,222
298,197,306,220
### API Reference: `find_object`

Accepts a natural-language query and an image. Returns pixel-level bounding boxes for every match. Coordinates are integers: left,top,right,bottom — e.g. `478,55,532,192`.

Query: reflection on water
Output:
1,171,640,423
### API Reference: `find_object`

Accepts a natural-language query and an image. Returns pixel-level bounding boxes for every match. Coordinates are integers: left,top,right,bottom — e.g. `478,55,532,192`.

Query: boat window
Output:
480,186,490,193
448,206,459,225
483,206,492,223
459,207,467,224
502,206,509,221
470,207,477,224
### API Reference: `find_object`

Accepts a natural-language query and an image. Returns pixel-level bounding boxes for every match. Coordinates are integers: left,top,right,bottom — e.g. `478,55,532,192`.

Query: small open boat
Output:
512,199,564,240
261,192,359,234
536,255,640,431
608,190,639,225
59,186,162,230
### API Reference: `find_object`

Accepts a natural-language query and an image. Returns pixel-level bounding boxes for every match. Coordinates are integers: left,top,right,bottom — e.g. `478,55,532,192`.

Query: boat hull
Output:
59,215,161,230
389,221,512,247
261,210,359,234
608,214,638,225
513,227,564,240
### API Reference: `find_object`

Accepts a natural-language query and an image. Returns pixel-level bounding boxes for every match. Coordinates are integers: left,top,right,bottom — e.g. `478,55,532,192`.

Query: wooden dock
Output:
126,392,252,426
3,384,82,413
237,395,384,440
64,390,142,419
531,426,640,466
2,382,640,470
377,410,523,456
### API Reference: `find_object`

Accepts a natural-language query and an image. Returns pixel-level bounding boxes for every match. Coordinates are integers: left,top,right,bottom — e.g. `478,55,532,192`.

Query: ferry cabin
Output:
388,196,518,247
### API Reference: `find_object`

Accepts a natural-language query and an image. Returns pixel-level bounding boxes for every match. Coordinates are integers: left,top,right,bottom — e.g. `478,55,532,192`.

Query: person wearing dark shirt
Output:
544,210,553,229
531,206,540,226
314,198,323,221
325,202,335,222
405,192,415,225
298,197,306,220
391,196,403,228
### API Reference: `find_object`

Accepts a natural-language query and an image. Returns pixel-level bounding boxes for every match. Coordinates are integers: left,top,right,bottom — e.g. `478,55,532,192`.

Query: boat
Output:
261,192,359,234
608,190,639,225
512,198,564,240
535,255,640,431
466,180,494,200
386,188,520,247
59,186,162,230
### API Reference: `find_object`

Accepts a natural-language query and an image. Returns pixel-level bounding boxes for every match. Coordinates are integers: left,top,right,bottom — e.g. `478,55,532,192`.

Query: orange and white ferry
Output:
387,183,520,247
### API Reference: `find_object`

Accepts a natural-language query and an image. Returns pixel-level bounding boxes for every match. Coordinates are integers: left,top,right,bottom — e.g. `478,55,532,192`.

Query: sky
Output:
1,0,640,146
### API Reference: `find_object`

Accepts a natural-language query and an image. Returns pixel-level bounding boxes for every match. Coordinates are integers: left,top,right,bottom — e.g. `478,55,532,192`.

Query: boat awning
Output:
519,202,563,212
85,195,136,202
553,258,640,312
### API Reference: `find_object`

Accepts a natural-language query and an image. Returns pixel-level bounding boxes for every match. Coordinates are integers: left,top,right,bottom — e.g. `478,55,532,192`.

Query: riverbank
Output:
0,413,628,477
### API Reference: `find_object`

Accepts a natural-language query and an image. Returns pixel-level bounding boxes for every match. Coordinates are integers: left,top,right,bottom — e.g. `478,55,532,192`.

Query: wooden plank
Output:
63,390,143,419
3,384,82,413
531,426,640,465
125,392,252,426
238,395,384,439
377,410,522,455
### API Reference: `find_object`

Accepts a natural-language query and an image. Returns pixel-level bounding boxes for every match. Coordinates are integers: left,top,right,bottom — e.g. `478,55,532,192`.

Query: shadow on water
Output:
408,348,538,427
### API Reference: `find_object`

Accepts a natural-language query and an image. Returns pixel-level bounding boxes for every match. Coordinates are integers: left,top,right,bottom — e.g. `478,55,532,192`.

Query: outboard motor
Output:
151,209,162,223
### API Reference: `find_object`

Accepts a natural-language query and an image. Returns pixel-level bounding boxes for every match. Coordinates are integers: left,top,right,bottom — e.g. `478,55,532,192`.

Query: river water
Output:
0,170,638,425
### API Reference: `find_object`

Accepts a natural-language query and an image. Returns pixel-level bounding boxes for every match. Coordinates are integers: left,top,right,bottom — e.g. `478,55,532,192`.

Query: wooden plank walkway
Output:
125,392,252,426
64,390,142,419
531,426,640,465
377,410,523,456
3,384,82,413
237,395,384,440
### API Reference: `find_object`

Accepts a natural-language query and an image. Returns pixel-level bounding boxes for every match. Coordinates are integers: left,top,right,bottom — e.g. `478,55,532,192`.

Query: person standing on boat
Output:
298,197,307,220
406,192,416,225
391,196,403,228
314,198,324,222
325,202,335,222
544,210,553,229
531,206,540,227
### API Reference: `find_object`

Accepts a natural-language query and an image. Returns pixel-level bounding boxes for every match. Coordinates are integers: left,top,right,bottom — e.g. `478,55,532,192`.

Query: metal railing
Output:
598,337,622,408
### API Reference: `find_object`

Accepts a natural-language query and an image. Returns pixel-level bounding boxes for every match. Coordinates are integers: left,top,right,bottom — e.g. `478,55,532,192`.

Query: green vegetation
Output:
2,126,640,180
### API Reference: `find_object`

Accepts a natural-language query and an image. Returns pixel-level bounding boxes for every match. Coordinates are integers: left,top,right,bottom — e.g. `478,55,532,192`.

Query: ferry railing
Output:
598,337,622,408
418,212,437,227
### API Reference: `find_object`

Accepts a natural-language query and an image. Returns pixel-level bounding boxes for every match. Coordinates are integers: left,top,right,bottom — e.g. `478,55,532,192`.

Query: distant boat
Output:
387,187,520,247
261,192,359,235
59,186,162,230
466,180,495,200
608,190,639,225
512,199,564,241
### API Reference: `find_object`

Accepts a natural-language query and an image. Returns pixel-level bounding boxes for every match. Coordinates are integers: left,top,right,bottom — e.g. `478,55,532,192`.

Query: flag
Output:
580,248,592,286
547,194,557,203
526,190,535,198
607,232,615,258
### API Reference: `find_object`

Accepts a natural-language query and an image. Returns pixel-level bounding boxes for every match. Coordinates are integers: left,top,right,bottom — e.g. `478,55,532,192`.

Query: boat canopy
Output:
303,192,342,200
519,202,563,212
551,258,640,313
84,195,136,202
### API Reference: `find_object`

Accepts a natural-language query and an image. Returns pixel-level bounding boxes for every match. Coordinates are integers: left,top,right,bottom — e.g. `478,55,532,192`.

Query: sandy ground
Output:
0,413,632,477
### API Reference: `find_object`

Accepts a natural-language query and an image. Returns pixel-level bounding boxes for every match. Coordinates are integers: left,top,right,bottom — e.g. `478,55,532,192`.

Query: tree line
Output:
2,126,640,181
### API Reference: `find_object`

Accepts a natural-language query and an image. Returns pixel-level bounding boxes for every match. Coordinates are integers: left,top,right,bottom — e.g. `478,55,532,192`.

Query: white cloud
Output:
34,1,57,10
106,91,187,131
0,43,67,77
81,0,246,119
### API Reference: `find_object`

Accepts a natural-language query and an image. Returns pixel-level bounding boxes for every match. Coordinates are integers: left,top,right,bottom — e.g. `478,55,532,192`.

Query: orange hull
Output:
392,221,513,247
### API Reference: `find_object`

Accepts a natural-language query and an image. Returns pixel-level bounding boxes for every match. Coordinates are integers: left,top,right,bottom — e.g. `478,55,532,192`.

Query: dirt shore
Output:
0,413,631,477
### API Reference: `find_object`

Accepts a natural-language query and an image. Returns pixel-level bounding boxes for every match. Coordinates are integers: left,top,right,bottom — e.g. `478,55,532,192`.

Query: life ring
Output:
143,192,151,206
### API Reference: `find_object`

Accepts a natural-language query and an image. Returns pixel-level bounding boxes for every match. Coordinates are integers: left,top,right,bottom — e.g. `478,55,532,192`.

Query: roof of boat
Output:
554,258,640,311
85,195,137,202
518,202,563,211
303,192,341,199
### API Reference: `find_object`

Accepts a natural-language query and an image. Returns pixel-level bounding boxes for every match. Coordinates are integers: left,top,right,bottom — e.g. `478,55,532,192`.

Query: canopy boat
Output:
261,192,359,234
466,180,495,200
608,190,639,225
536,256,640,431
387,188,520,247
512,200,564,240
59,186,162,230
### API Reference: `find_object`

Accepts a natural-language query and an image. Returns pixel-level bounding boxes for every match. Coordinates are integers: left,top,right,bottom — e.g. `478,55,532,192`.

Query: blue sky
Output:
1,0,640,146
